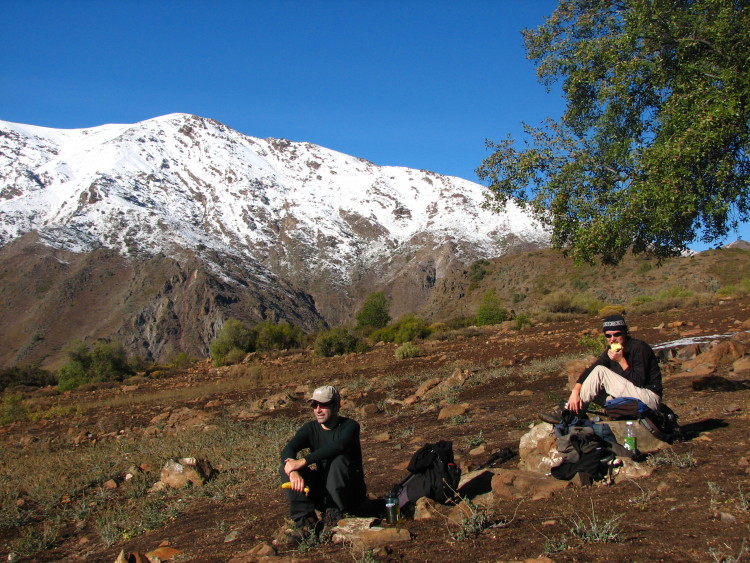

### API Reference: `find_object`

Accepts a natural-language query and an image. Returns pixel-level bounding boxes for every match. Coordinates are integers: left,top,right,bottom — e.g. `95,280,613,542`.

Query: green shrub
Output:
370,315,431,344
89,341,130,383
314,327,362,357
210,318,256,366
355,292,391,330
57,361,88,392
223,347,247,365
395,342,420,360
0,364,55,393
56,340,133,391
578,333,606,355
468,259,491,287
514,313,532,330
475,290,507,326
716,278,750,298
597,304,626,318
255,321,302,351
0,393,27,425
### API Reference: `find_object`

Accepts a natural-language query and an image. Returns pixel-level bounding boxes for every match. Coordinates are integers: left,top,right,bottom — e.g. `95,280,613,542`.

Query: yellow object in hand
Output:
610,343,622,352
280,482,310,494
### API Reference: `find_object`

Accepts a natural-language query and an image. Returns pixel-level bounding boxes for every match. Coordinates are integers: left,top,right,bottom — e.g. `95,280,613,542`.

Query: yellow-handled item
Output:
280,482,310,494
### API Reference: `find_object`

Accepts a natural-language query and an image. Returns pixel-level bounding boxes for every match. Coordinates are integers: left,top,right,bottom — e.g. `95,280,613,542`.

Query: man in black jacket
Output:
566,314,662,414
279,385,366,543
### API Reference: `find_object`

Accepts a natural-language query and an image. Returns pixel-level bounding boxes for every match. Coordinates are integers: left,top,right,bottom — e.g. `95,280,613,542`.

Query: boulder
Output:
517,423,560,474
159,458,214,488
490,469,570,501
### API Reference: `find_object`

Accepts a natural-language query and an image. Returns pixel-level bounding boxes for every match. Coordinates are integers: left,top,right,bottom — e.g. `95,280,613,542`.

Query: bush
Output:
0,364,55,393
0,393,27,425
223,347,247,365
56,340,133,391
395,342,420,360
255,321,302,351
514,313,532,330
210,318,256,366
314,327,362,357
370,315,432,344
578,333,606,355
597,305,626,318
716,279,750,297
544,291,604,315
468,259,491,287
475,290,507,326
355,292,391,330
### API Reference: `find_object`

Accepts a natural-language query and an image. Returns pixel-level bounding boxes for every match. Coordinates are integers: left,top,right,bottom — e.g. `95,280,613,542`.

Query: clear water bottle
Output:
624,421,637,452
385,492,400,524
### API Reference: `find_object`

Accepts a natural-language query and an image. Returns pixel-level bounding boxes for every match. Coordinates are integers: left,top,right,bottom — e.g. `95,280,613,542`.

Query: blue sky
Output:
2,0,747,249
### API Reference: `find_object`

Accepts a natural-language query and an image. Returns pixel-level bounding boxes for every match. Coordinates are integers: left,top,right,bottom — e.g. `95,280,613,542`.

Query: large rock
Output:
159,457,214,489
332,518,411,551
517,423,560,474
490,469,570,501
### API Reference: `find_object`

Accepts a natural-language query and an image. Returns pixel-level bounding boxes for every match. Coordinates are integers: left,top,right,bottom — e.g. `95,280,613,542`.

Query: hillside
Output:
1,296,749,562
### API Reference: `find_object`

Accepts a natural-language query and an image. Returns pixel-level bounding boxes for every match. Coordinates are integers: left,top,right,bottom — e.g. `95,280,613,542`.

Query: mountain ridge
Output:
0,113,549,366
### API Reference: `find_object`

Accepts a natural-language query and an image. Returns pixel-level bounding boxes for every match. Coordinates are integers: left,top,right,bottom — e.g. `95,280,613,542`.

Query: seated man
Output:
280,385,366,543
544,314,662,422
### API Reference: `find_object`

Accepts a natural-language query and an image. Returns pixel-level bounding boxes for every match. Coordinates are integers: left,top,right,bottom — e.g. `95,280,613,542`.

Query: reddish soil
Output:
3,298,750,562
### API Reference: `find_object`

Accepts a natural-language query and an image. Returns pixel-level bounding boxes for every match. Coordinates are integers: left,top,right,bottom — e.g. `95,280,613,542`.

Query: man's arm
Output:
280,424,312,493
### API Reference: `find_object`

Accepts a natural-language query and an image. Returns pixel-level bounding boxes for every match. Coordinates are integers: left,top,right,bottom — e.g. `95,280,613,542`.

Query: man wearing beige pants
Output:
541,314,662,425
567,314,662,414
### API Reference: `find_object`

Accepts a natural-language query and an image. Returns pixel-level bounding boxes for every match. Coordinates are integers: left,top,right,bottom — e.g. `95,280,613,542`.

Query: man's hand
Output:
567,384,584,414
284,458,308,492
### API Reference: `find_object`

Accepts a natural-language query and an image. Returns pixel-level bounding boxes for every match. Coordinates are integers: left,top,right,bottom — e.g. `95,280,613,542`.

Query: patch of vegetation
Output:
475,290,507,326
716,278,750,298
0,363,55,393
569,502,622,543
578,333,606,355
314,326,367,357
468,259,491,288
57,340,132,392
0,393,28,425
646,448,696,469
355,291,391,331
394,342,420,360
543,291,604,315
370,315,432,344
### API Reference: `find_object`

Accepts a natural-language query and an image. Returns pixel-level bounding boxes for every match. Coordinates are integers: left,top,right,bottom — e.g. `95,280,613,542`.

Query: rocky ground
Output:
2,297,750,563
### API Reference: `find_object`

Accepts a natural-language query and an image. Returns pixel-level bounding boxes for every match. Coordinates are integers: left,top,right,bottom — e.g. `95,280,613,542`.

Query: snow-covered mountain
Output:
0,113,548,363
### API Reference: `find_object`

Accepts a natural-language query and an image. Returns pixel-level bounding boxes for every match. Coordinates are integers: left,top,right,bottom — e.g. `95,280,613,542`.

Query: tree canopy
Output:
478,0,750,264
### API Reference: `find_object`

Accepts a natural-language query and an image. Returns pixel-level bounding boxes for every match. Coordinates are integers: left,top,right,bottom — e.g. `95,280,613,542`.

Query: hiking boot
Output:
539,403,566,424
279,514,320,548
322,507,343,533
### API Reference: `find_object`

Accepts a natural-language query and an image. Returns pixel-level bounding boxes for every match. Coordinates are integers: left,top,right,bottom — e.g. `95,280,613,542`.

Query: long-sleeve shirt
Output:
280,416,363,473
577,337,663,397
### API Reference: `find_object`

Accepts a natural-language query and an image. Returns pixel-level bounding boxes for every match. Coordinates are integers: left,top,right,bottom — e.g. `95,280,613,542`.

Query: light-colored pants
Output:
579,365,661,411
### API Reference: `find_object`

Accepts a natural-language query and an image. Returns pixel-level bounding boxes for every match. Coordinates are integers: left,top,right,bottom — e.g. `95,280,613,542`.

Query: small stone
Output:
541,519,557,526
719,512,737,523
224,530,240,542
374,432,391,442
656,481,670,492
103,479,118,490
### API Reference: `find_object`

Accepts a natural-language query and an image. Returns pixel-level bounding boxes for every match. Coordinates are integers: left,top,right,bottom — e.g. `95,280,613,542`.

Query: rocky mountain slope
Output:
0,114,548,366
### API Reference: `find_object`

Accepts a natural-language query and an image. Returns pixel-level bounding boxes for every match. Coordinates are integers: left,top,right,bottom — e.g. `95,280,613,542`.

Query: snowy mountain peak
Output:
0,113,549,325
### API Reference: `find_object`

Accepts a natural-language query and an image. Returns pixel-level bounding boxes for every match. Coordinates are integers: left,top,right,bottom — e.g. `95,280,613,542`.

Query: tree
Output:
210,318,256,366
478,0,750,264
475,290,507,326
355,292,391,330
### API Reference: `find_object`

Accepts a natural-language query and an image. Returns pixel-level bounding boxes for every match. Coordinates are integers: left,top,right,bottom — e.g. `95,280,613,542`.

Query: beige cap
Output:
308,385,340,404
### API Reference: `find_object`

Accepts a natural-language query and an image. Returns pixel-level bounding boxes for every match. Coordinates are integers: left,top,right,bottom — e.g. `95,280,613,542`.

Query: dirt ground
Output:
2,298,750,562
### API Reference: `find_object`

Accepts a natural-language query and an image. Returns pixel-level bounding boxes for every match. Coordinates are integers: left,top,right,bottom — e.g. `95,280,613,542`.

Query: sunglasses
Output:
311,401,333,409
605,331,624,339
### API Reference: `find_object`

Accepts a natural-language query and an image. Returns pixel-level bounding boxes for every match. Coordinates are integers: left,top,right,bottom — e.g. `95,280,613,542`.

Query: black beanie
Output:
602,314,628,333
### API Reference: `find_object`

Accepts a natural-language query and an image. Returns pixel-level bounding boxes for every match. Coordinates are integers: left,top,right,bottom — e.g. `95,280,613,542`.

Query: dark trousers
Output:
280,455,366,523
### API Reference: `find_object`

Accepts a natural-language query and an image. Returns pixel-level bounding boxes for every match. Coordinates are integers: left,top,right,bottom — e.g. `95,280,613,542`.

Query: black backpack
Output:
392,440,461,507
